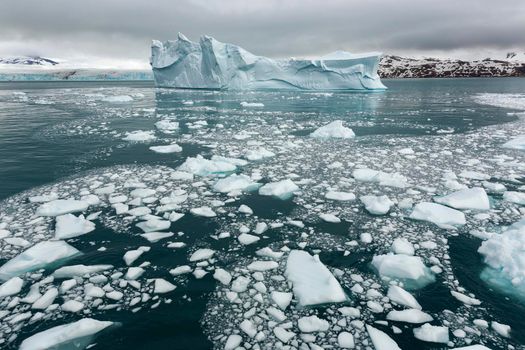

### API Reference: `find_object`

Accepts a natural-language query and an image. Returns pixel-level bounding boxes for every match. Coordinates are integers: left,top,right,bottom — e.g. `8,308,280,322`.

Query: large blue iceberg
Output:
150,33,386,90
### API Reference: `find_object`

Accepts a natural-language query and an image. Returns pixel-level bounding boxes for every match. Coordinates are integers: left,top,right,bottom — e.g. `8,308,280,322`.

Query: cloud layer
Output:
1,0,523,67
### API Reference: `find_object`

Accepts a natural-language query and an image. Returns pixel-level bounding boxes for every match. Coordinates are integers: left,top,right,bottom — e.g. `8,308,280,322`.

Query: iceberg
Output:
151,33,386,90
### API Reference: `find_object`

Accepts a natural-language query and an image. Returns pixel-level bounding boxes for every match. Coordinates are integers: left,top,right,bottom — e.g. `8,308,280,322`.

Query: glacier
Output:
150,33,386,90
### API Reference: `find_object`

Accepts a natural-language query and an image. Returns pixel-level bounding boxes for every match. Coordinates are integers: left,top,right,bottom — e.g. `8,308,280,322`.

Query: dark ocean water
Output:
0,78,524,350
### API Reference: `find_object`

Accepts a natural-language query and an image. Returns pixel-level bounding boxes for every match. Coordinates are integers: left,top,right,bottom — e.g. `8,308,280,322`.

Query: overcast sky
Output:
1,0,524,68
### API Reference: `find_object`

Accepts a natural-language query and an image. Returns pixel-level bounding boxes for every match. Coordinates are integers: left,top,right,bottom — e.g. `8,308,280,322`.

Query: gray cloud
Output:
0,0,523,66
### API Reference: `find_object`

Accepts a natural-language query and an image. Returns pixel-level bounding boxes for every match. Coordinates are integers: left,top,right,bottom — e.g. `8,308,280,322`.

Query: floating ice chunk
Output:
238,233,260,245
122,130,156,142
213,268,232,285
212,174,261,193
360,195,394,215
136,219,171,233
61,300,85,312
127,206,151,216
149,143,182,153
391,238,414,256
29,193,59,203
338,332,355,348
154,278,176,293
210,155,248,167
155,119,179,133
386,309,433,323
240,101,264,107
125,267,145,280
451,346,491,350
123,247,149,266
53,264,113,278
32,287,58,309
409,202,466,229
18,318,113,350
247,261,279,271
366,325,401,350
319,213,341,223
491,321,511,338
459,171,490,180
178,155,236,176
238,205,253,215
189,248,215,261
190,206,216,217
103,95,133,102
387,285,421,310
298,315,329,332
54,214,95,239
478,218,525,296
273,327,295,343
451,290,481,306
130,188,156,198
413,323,449,343
36,199,89,217
259,179,299,200
224,334,243,350
434,187,490,211
503,191,525,205
372,254,434,288
256,247,283,260
502,135,525,150
0,277,24,297
285,250,346,306
245,147,275,161
353,168,408,188
325,191,356,201
240,319,257,338
0,241,80,280
140,231,174,243
271,291,292,310
483,181,506,194
170,265,192,276
310,120,355,139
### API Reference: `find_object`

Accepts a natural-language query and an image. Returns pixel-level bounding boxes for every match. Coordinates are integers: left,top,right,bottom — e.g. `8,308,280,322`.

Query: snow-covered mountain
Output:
379,54,525,78
0,56,59,66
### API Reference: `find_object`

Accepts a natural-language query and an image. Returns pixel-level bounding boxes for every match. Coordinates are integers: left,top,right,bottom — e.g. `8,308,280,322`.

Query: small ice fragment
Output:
149,143,182,153
360,195,394,215
189,248,215,262
298,315,329,332
36,199,89,217
413,323,449,343
54,214,95,239
310,120,355,139
285,250,346,306
154,278,176,293
258,179,299,200
366,325,401,350
434,187,490,210
409,202,466,229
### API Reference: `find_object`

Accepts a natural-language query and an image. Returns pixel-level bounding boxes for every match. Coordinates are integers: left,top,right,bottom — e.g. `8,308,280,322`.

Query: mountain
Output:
379,54,525,78
0,56,59,66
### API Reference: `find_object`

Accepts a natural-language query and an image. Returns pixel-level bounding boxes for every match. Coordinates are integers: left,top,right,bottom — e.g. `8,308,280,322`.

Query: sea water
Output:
0,78,524,349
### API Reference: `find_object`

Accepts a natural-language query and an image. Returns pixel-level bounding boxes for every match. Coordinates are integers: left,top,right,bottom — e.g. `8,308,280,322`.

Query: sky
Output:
0,0,524,69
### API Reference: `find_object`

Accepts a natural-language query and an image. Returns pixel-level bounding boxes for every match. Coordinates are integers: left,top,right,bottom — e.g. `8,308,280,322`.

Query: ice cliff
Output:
150,33,386,90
